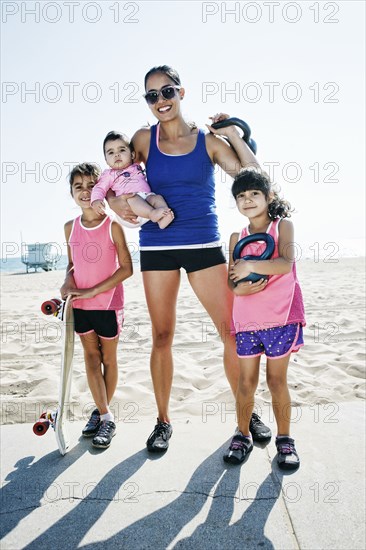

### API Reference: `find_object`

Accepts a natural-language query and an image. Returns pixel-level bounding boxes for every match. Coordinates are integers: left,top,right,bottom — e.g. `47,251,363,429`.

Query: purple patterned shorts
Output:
236,323,304,359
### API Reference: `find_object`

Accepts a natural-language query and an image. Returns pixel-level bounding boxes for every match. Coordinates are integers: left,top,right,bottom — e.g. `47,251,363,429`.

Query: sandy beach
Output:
1,258,365,425
1,257,365,550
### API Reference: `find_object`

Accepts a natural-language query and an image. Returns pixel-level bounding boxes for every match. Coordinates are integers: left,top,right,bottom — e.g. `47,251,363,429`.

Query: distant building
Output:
21,243,59,273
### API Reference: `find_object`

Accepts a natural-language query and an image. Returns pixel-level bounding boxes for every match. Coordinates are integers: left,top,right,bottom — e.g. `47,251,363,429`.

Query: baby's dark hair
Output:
103,131,133,158
232,170,293,219
68,163,101,195
144,65,181,89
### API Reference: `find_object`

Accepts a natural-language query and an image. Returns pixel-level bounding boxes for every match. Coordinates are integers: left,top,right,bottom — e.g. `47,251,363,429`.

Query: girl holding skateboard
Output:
224,170,305,469
61,163,133,449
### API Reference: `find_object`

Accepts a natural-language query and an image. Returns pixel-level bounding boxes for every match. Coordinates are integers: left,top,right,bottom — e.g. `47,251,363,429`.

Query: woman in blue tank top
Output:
109,66,271,452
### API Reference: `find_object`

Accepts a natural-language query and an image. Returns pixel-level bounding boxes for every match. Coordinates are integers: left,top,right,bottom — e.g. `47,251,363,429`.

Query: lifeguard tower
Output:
21,243,59,273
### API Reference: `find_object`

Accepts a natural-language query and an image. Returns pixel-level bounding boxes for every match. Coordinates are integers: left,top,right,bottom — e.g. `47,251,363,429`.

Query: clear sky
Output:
1,0,365,262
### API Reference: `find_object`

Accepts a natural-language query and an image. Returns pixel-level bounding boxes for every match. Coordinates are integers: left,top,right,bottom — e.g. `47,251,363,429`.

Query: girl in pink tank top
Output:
223,169,305,471
60,163,133,449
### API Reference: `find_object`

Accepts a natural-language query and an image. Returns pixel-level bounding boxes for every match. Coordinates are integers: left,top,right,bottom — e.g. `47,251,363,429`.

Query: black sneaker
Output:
250,412,272,442
276,436,300,470
82,409,101,437
223,433,253,465
146,419,173,453
92,420,116,449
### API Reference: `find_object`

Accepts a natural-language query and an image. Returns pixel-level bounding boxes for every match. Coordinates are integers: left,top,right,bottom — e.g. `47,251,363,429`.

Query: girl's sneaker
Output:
82,409,101,437
223,433,253,464
249,413,272,442
92,420,116,449
276,436,300,470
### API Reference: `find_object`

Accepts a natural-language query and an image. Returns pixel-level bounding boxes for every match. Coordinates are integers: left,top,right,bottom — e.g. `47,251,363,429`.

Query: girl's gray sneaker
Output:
82,409,101,437
92,420,116,449
276,436,300,470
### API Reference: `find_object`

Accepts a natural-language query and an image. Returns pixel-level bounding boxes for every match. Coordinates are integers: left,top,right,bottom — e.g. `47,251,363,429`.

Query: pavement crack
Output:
1,489,283,515
137,489,278,502
268,461,301,550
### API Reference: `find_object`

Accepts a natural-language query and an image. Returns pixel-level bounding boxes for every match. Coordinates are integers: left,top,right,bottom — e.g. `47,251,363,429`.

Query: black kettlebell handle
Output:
232,232,275,284
211,117,257,155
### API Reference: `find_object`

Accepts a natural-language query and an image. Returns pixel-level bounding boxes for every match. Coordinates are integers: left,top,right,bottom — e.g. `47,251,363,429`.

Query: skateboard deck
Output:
56,295,74,454
34,295,74,455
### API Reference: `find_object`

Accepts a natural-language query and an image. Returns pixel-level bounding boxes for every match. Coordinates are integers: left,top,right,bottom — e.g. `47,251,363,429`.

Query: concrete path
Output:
1,402,365,549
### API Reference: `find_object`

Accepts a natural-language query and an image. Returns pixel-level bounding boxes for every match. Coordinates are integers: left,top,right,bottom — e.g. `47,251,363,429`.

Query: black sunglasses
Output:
144,85,181,105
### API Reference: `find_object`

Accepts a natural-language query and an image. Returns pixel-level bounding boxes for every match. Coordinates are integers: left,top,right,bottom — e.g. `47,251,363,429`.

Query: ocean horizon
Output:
0,253,141,274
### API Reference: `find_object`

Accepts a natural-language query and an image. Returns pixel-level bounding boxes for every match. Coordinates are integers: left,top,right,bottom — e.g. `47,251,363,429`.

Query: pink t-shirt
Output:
232,218,305,332
91,163,151,203
69,216,124,310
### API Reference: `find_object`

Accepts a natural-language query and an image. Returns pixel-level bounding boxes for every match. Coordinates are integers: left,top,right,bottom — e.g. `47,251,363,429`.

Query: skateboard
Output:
33,295,74,455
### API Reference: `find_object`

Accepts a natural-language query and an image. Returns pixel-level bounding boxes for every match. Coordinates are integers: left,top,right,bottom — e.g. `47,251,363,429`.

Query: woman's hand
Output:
107,192,138,224
233,279,268,296
206,113,240,140
205,113,259,175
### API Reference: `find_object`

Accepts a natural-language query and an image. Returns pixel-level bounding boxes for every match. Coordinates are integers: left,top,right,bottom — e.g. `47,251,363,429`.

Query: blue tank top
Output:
140,124,220,248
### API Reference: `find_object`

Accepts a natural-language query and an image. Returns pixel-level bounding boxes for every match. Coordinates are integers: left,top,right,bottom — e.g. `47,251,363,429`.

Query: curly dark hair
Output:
68,163,101,196
231,169,293,219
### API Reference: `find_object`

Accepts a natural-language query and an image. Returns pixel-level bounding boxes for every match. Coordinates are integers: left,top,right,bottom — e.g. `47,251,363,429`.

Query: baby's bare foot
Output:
156,209,175,229
149,207,169,223
158,211,174,229
150,208,174,228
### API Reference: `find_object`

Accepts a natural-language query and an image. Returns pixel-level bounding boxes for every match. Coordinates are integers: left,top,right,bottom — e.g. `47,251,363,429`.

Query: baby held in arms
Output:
91,131,174,229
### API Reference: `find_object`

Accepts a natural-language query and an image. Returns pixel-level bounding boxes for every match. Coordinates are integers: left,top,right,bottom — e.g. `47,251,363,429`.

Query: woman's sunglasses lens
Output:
145,92,158,104
161,87,176,100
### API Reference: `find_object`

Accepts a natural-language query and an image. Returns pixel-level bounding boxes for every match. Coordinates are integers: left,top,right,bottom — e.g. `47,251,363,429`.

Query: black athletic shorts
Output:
140,246,227,273
73,309,123,339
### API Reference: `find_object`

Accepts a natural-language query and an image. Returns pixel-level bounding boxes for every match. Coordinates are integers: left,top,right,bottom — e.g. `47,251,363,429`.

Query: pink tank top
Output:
69,216,124,310
91,164,151,203
232,219,305,332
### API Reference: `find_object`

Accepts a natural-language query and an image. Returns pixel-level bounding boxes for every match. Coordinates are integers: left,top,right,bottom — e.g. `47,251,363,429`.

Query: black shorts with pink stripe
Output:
140,246,226,273
73,309,123,339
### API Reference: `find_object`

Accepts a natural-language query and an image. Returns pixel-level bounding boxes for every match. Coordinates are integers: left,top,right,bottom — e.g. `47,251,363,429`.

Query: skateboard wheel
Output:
33,419,50,435
41,298,62,315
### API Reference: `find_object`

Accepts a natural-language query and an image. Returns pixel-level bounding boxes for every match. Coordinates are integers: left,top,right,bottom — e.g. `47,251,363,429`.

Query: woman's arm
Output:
229,220,294,284
228,232,268,296
131,127,150,164
206,113,260,178
106,190,137,222
70,222,133,300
